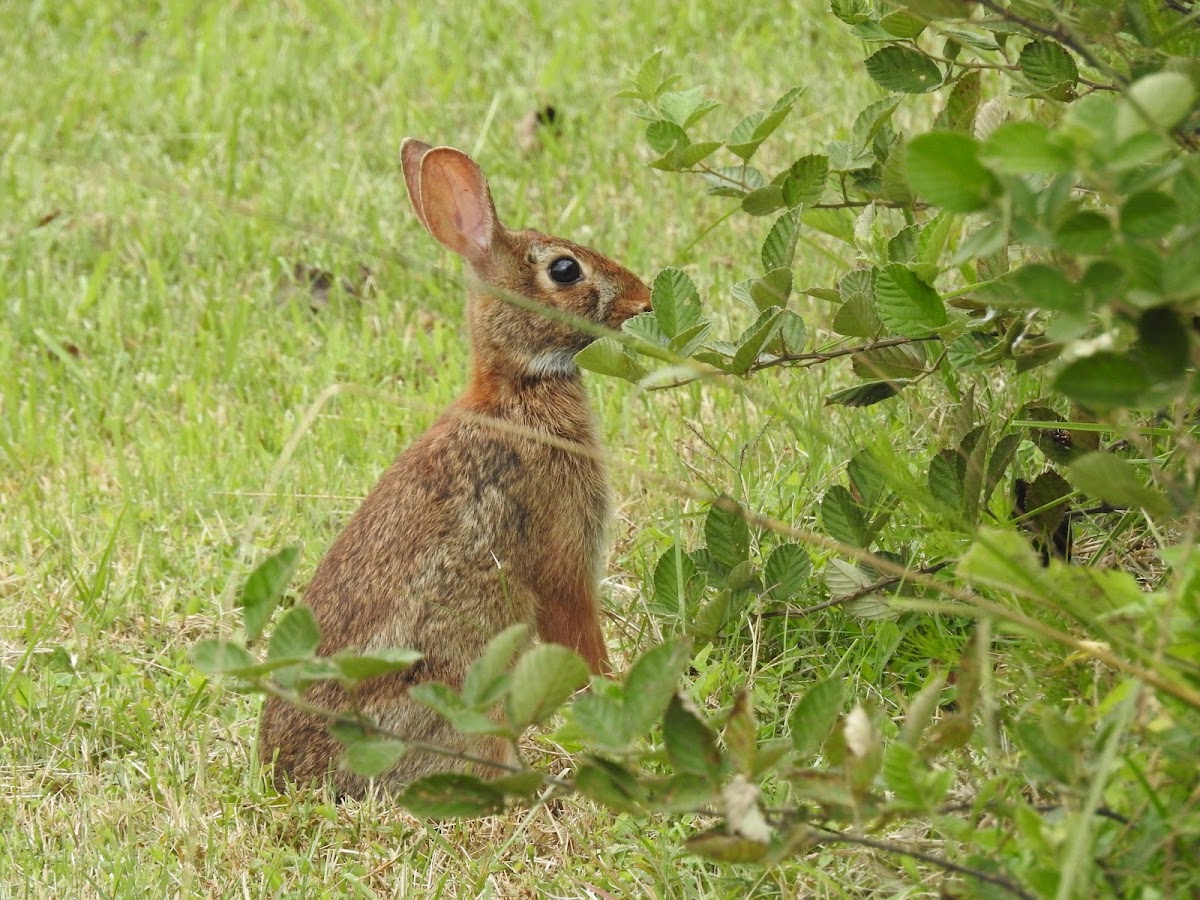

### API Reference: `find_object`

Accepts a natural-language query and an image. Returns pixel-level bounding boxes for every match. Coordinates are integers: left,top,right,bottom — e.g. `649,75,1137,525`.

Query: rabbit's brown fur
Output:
257,139,651,797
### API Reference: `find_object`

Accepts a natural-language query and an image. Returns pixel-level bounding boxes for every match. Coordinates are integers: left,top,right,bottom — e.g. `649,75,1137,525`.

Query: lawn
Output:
0,1,1142,897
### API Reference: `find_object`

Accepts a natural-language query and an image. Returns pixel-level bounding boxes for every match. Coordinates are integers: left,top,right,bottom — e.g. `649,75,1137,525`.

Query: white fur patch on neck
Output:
526,348,580,379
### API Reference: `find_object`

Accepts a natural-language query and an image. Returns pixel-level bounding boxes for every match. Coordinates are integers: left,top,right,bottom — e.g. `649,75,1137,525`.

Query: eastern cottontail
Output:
258,139,652,797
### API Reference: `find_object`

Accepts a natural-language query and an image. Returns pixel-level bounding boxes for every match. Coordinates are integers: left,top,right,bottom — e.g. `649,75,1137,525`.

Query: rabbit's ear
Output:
400,138,434,232
416,147,498,265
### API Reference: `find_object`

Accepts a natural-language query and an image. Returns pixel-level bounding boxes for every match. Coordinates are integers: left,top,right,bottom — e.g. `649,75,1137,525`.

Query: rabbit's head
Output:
402,139,651,380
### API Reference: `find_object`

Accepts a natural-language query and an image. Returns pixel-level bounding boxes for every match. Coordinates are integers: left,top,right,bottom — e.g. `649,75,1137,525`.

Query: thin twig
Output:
749,335,942,373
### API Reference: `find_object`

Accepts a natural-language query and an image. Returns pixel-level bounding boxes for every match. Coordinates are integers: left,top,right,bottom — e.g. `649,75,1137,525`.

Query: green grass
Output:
0,2,1075,896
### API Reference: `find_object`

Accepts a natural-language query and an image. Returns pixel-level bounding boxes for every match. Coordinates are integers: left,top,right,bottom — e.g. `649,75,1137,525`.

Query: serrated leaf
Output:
789,679,845,760
763,544,811,599
782,154,829,208
761,207,804,272
821,486,867,547
505,645,589,730
977,263,1081,313
678,142,723,167
880,9,926,39
1054,352,1153,410
575,337,646,382
985,431,1021,504
665,695,722,779
935,70,981,132
400,773,505,819
852,98,902,151
928,448,965,516
668,321,713,358
906,131,1000,212
409,682,508,735
331,647,423,682
343,739,407,778
268,605,321,661
874,264,946,336
659,86,720,128
852,342,927,379
770,309,806,356
646,119,688,155
237,547,300,642
1069,453,1169,518
191,639,254,675
825,380,907,407
749,269,793,314
462,623,530,707
650,267,702,338
864,45,943,94
1018,40,1078,101
731,308,785,373
706,498,751,567
1056,211,1112,255
703,165,764,197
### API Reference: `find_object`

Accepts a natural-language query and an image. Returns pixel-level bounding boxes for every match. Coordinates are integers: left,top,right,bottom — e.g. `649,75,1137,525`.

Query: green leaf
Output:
687,832,770,863
761,207,804,272
191,639,254,675
1068,453,1169,518
906,131,999,213
1017,39,1078,100
1134,307,1190,384
331,648,423,682
400,773,505,819
851,98,901,151
1056,211,1112,255
724,691,759,776
874,264,946,337
770,309,807,356
852,342,928,379
731,308,785,374
801,208,855,244
505,645,589,730
664,695,722,779
789,679,845,760
343,739,407,778
934,70,981,132
848,448,889,509
958,528,1047,599
651,267,702,337
623,638,693,739
237,546,300,642
825,380,908,407
645,119,688,156
977,264,1082,313
575,758,644,813
821,486,867,547
1120,190,1180,239
703,165,764,198
575,337,646,382
1116,72,1196,141
782,154,829,207
763,544,811,599
408,682,508,735
706,498,751,567
1054,352,1153,410
981,122,1073,174
659,86,720,128
748,268,793,315
864,45,943,94
462,623,530,707
267,605,321,661
880,9,926,39
742,186,785,216
927,449,965,517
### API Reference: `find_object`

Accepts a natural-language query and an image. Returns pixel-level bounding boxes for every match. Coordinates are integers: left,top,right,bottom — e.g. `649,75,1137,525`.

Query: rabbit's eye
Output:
548,256,583,284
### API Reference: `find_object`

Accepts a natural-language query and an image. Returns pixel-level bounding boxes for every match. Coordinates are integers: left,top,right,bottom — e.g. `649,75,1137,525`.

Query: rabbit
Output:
257,138,652,798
